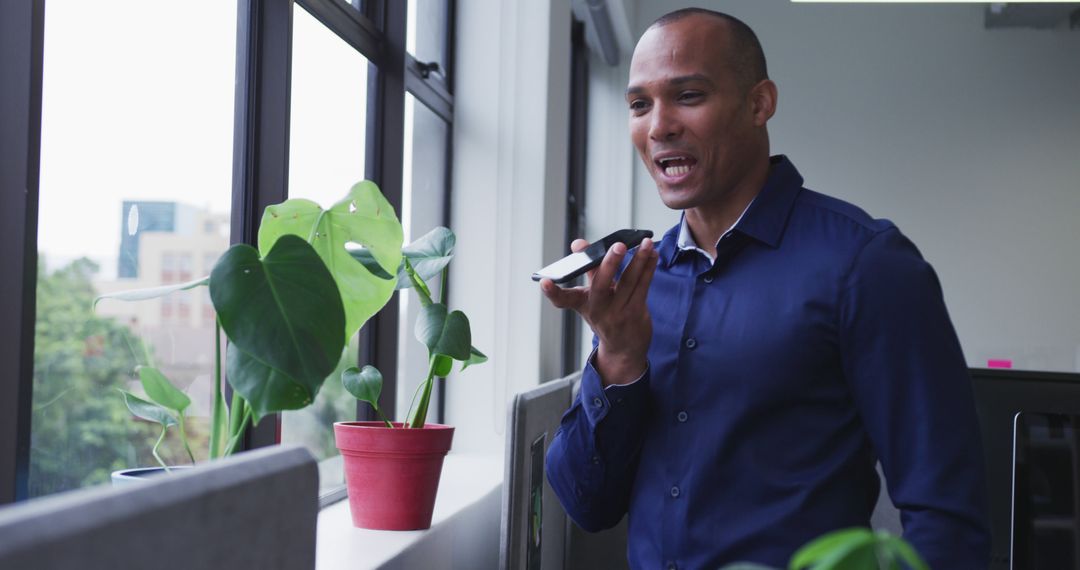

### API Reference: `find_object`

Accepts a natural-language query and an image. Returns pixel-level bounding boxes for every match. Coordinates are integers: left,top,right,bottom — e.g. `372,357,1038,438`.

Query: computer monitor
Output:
1011,411,1080,569
970,368,1080,570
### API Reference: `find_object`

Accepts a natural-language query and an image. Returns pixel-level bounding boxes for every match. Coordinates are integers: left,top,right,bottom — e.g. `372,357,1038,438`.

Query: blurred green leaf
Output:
881,535,929,570
461,346,488,371
258,181,403,339
119,390,178,427
136,365,190,414
415,304,472,361
432,355,453,377
342,365,383,407
789,528,875,570
211,236,344,421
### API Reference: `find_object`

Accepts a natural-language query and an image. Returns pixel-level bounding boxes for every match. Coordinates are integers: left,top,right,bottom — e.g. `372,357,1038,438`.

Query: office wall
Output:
599,0,1080,372
449,0,572,452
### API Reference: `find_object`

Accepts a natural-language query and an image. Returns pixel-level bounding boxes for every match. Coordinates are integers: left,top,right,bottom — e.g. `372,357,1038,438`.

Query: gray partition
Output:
501,372,629,570
0,444,318,570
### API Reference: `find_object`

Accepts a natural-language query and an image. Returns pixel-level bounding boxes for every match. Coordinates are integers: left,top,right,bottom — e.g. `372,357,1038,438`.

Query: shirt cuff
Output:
579,347,650,427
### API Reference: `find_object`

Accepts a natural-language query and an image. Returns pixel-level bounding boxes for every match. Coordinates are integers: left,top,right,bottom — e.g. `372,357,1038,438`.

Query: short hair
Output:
648,8,768,92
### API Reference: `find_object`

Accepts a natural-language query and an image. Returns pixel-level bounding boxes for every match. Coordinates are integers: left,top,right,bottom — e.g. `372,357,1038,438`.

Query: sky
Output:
37,0,382,276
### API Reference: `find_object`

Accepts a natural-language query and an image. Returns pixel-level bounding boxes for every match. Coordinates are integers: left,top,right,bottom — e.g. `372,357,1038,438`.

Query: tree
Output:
29,257,193,496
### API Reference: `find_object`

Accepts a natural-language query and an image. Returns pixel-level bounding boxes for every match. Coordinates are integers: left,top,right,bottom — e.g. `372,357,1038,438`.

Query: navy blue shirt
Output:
546,156,991,569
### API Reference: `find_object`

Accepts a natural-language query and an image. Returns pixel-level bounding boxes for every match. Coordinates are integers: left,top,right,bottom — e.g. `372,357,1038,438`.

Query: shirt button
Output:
676,411,688,423
591,455,600,465
684,337,697,350
670,485,680,498
667,564,678,570
702,275,714,284
592,397,603,408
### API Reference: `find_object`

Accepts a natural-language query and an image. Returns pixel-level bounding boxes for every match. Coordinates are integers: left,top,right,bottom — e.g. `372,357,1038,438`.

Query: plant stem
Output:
376,408,393,429
407,358,438,429
403,258,433,307
152,424,169,471
401,373,429,428
229,391,246,438
222,406,253,456
210,319,226,459
177,414,196,465
439,267,448,305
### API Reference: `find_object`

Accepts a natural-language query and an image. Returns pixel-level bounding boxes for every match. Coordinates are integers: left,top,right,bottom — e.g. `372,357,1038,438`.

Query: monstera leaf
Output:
210,235,345,421
257,181,404,341
351,226,455,290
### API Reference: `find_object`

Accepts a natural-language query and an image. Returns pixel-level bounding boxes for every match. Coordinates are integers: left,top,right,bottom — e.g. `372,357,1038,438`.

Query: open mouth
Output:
655,155,698,178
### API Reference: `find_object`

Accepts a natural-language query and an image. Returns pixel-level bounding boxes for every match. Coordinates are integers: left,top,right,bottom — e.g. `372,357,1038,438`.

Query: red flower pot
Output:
333,421,455,530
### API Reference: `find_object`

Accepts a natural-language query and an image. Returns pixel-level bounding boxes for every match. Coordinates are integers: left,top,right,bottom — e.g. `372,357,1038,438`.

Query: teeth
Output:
665,164,691,176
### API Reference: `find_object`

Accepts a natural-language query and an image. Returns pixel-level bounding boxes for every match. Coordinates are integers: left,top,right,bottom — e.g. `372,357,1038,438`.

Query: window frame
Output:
0,0,456,503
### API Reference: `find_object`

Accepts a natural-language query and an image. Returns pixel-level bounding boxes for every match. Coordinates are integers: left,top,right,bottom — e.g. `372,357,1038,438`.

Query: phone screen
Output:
531,251,597,283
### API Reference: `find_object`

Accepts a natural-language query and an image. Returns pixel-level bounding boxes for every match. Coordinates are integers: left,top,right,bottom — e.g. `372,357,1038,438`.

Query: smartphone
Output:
531,229,653,284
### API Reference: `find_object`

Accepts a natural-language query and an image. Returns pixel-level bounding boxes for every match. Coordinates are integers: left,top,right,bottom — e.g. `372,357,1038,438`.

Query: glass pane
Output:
31,1,237,497
395,94,450,422
282,5,369,492
407,0,449,78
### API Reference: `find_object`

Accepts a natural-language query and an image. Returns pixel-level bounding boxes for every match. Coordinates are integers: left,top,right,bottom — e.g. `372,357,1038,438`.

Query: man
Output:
540,8,990,569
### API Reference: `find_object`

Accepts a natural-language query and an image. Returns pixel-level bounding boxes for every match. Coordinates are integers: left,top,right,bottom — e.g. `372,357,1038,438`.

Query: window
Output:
27,0,237,497
2,0,456,502
279,4,372,491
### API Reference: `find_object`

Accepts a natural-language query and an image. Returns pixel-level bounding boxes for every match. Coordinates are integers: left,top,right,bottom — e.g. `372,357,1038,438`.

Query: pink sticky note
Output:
987,359,1013,369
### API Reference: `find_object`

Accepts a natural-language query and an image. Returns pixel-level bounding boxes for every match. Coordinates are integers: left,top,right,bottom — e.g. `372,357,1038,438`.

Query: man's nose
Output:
648,103,682,141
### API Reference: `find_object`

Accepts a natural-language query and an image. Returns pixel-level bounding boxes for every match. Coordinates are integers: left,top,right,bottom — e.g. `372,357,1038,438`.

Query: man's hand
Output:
540,238,659,386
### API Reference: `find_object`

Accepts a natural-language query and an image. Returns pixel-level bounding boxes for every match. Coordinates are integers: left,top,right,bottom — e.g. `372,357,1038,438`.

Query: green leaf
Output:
415,304,472,361
210,236,345,420
120,390,178,427
432,354,453,377
209,388,227,459
350,226,455,290
789,528,875,570
226,344,317,421
461,345,488,371
342,365,383,407
93,276,208,309
136,365,190,413
881,535,929,570
258,181,404,339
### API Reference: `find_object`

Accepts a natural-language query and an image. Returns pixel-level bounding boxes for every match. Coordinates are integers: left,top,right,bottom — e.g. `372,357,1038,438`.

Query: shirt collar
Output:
657,155,804,267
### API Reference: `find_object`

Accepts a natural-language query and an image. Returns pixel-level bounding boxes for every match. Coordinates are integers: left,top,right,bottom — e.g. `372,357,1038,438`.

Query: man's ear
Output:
748,79,778,127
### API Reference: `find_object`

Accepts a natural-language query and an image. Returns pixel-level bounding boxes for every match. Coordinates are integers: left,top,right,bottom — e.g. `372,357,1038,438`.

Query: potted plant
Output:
96,181,405,481
333,226,486,530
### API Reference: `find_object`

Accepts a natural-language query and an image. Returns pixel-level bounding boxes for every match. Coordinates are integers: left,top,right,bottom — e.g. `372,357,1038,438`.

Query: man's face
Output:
627,17,762,212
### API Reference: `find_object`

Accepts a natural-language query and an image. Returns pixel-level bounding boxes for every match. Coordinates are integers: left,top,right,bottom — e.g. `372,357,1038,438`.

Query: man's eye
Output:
678,91,703,102
629,100,649,112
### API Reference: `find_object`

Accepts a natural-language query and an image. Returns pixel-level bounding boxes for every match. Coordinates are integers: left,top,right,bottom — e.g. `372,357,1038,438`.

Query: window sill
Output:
316,453,504,570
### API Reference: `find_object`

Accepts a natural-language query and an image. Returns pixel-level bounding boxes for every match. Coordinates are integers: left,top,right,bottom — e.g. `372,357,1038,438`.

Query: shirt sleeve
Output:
545,346,652,532
838,227,992,567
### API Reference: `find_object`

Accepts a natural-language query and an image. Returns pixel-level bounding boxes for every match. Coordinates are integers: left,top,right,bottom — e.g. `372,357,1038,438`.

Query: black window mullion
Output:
231,0,294,448
563,18,590,377
296,0,383,64
0,0,45,505
434,0,457,427
357,0,407,422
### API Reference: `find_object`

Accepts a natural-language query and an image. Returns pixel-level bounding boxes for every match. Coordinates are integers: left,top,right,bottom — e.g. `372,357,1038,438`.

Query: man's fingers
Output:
626,245,659,309
540,278,587,310
590,242,627,308
611,239,654,308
